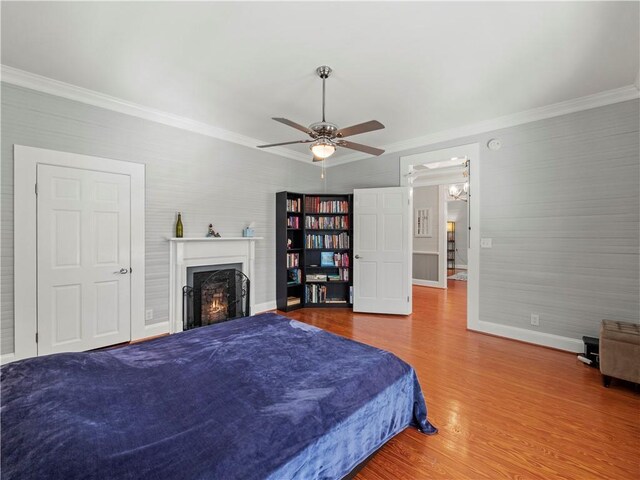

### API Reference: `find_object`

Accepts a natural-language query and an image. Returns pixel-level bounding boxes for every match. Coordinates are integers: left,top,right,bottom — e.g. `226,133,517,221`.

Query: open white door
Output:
37,164,132,354
353,187,412,315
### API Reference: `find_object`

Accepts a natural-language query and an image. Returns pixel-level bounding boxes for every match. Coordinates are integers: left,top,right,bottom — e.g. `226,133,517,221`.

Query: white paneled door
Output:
37,164,131,354
353,187,412,315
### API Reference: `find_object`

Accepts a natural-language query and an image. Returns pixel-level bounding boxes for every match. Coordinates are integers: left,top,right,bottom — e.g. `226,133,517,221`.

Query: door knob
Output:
115,268,129,274
355,255,361,259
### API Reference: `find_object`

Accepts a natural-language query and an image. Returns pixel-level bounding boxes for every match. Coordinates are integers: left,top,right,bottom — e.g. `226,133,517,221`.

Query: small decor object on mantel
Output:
243,222,255,238
175,212,184,238
206,224,221,238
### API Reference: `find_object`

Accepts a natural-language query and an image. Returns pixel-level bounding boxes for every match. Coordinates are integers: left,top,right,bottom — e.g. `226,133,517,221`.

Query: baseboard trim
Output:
413,279,445,289
254,301,277,314
1,353,16,365
470,320,583,353
142,321,170,339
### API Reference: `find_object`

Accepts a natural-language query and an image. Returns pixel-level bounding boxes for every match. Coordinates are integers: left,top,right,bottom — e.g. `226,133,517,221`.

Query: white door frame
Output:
400,143,480,330
9,145,150,363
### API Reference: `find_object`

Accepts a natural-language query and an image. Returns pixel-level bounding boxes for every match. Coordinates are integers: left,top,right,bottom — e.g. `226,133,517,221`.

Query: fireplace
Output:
168,237,261,334
183,267,250,330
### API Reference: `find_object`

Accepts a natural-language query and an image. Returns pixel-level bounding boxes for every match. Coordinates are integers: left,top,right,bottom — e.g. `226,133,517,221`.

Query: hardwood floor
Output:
280,282,640,479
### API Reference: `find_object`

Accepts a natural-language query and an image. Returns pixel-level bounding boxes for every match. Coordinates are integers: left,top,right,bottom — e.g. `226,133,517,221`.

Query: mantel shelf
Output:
168,237,263,242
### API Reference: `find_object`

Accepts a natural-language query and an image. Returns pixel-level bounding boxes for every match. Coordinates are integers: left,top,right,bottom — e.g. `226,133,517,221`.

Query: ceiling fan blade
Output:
272,117,314,135
336,120,385,138
312,155,324,162
257,139,312,148
338,140,385,156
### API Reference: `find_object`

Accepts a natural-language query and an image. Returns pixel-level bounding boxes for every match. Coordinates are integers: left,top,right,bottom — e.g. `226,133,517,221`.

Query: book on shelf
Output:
286,253,300,268
287,268,302,285
286,198,301,212
325,298,347,304
287,296,301,306
332,253,349,267
320,252,334,266
305,215,350,230
306,273,327,282
305,284,327,303
327,274,341,282
305,197,349,214
287,216,300,228
305,233,350,249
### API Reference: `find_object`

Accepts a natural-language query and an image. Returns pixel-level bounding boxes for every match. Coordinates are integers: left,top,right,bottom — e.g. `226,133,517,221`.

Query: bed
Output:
1,312,437,479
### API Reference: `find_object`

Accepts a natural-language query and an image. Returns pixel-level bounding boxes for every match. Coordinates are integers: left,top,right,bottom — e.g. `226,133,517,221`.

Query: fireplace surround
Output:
168,237,261,333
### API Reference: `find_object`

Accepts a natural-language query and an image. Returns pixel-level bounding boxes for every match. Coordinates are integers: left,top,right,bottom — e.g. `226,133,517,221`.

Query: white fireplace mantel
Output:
168,237,262,333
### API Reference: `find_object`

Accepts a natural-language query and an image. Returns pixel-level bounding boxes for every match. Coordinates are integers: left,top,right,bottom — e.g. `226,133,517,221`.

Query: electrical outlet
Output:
530,314,540,326
480,238,493,248
145,309,153,321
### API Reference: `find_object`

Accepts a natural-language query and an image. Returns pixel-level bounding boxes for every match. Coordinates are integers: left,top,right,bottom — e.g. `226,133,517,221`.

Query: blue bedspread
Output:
1,313,436,479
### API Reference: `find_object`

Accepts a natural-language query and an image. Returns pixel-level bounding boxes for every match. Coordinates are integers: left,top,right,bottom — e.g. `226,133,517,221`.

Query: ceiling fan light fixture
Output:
310,139,336,159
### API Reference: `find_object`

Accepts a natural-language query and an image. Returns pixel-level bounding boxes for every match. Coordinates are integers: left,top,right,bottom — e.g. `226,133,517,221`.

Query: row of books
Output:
305,197,349,214
306,233,350,249
286,198,302,212
305,284,327,303
286,253,300,268
327,270,349,281
320,252,350,267
305,271,348,282
287,268,302,285
287,216,300,229
305,215,349,230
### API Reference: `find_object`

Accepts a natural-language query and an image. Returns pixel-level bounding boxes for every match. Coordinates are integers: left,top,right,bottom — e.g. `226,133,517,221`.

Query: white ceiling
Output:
2,2,639,164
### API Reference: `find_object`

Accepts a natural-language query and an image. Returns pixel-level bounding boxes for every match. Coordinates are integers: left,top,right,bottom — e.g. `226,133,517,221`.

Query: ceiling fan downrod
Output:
316,66,332,123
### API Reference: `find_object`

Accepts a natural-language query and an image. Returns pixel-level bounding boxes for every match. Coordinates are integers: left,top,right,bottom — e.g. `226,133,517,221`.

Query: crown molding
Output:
0,65,311,164
325,84,640,167
3,65,637,169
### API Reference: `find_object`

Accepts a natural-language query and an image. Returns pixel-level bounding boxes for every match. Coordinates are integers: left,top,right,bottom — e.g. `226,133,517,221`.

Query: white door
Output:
37,164,132,354
353,187,412,315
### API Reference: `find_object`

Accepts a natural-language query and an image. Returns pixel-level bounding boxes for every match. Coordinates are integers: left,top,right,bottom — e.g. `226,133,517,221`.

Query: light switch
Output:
480,238,493,248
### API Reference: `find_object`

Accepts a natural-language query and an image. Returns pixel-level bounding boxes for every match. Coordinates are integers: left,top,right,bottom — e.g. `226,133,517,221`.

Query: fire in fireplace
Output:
183,268,250,330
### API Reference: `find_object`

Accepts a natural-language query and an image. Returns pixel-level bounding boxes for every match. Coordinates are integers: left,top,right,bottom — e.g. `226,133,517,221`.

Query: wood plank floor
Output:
280,281,640,479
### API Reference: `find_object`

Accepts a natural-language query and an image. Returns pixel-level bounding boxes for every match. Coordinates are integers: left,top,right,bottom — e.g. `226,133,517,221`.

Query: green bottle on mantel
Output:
175,212,184,238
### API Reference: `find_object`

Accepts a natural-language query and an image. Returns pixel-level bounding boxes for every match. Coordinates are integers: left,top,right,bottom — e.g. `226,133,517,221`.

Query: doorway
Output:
400,143,480,328
12,145,148,362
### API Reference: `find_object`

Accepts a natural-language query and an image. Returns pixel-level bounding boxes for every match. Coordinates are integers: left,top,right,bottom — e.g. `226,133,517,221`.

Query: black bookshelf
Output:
276,192,353,311
447,221,456,271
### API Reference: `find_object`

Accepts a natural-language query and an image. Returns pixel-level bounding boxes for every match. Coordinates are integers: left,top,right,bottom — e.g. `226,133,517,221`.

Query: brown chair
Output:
599,320,640,387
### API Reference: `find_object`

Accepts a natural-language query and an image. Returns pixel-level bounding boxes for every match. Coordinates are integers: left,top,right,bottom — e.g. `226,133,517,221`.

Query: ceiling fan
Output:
257,66,385,162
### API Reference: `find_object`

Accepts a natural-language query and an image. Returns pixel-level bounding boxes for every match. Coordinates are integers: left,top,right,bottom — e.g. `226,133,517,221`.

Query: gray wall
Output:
1,83,323,355
326,99,640,341
447,200,468,266
413,186,439,252
413,185,440,282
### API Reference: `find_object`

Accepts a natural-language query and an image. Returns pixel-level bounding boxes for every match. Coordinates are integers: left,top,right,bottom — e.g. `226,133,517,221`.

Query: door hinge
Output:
35,332,38,343
35,183,38,195
407,296,410,302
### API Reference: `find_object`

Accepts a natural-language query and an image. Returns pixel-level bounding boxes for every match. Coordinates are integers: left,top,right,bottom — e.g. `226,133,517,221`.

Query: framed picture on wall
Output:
414,207,432,237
